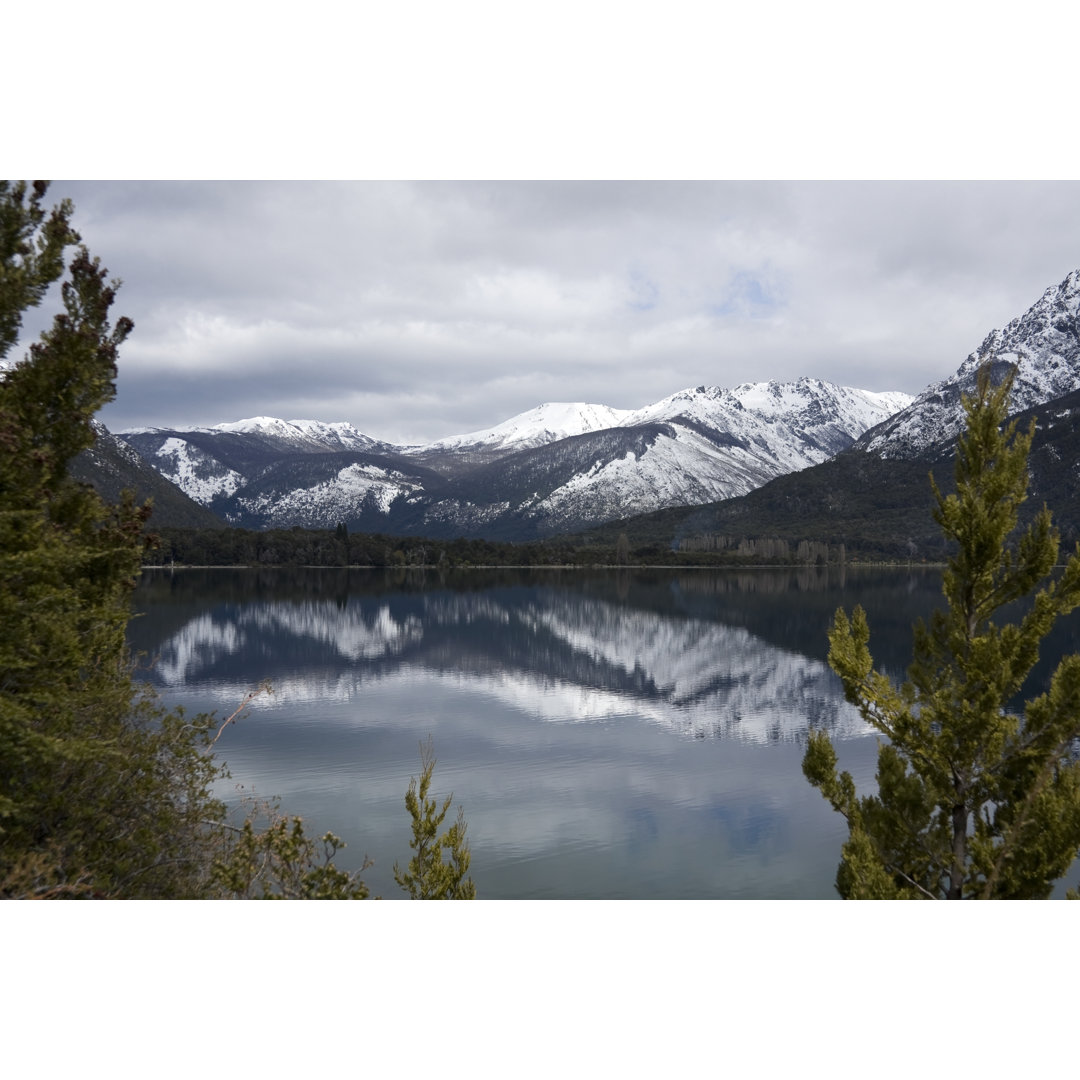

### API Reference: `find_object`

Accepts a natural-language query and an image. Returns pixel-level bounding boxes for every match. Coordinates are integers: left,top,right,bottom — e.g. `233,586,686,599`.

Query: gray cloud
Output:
24,180,1080,445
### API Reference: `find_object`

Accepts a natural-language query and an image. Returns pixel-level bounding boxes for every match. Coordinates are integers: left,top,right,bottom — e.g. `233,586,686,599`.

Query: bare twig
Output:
208,680,272,749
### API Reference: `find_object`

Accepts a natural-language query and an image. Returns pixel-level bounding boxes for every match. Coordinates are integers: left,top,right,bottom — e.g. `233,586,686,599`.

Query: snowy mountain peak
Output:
959,268,1080,379
729,377,911,422
211,416,375,448
860,268,1080,459
118,373,913,539
212,416,294,435
731,378,836,420
121,416,379,453
629,378,911,439
415,400,635,455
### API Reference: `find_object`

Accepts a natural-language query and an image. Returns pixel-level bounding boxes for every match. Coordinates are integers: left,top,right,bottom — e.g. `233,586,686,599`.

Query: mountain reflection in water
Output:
128,566,1080,899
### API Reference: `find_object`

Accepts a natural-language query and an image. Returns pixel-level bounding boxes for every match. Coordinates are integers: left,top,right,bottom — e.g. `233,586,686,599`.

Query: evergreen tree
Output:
1,182,475,898
804,365,1080,898
394,738,477,899
0,181,229,896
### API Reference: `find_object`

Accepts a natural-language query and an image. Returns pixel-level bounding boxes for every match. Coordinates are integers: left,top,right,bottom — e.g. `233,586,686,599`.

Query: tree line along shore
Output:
146,524,921,570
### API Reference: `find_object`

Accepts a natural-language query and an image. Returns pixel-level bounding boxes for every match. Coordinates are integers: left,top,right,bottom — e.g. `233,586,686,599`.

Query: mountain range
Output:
67,266,1080,546
603,270,1080,556
116,379,910,539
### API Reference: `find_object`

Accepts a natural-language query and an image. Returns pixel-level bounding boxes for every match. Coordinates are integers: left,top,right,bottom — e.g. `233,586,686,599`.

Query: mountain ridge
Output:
597,270,1080,558
119,376,911,539
102,265,1080,545
858,269,1080,458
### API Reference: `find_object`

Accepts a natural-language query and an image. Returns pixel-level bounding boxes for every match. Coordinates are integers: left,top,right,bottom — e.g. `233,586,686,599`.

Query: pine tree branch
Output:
977,732,1074,900
884,863,939,900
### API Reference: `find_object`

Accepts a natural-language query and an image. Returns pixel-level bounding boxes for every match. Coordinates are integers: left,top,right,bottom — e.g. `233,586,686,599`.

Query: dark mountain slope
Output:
71,423,226,530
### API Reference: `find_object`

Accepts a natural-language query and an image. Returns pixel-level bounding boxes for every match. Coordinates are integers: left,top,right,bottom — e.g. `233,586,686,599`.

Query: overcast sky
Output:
15,180,1076,446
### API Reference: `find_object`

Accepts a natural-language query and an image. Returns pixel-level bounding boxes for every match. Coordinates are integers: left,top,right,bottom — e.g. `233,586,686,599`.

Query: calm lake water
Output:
127,566,1080,899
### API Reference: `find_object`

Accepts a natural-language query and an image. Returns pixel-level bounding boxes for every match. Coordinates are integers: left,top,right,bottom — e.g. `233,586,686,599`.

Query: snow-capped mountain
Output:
662,267,1080,561
858,269,1080,458
631,380,911,457
405,381,910,467
124,415,384,455
407,379,911,535
119,377,911,539
410,401,635,459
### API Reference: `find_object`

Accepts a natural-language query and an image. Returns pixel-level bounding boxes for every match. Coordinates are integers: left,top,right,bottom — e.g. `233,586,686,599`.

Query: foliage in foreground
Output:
0,181,472,899
0,180,215,897
210,793,372,900
394,738,477,899
804,366,1080,898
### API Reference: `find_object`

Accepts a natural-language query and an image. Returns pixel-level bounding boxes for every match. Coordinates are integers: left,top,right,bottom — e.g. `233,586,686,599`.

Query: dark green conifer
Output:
1,182,471,899
804,364,1080,898
0,181,229,896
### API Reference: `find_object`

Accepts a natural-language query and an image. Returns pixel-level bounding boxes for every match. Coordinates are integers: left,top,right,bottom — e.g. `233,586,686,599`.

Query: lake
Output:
127,565,1080,899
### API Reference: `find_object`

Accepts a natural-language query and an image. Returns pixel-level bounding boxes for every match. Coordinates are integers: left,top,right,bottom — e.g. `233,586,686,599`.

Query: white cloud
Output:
23,180,1080,444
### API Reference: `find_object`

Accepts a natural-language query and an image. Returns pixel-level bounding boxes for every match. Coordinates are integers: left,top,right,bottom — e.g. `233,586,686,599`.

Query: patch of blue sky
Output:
626,268,660,312
710,270,784,319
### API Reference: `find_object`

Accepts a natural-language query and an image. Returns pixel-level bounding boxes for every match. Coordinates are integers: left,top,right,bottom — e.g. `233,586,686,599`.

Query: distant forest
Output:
150,524,886,568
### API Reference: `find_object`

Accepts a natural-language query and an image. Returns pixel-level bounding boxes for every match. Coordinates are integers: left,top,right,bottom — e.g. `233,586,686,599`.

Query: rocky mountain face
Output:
857,269,1080,458
118,379,911,540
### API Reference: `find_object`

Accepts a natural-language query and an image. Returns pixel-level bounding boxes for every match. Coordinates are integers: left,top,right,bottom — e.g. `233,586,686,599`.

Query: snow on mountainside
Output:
728,380,913,444
70,423,226,528
120,416,407,525
408,381,911,466
235,461,426,528
411,401,634,456
629,379,912,457
859,269,1080,459
380,377,911,536
151,437,246,504
119,376,911,538
126,416,381,454
487,380,914,533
